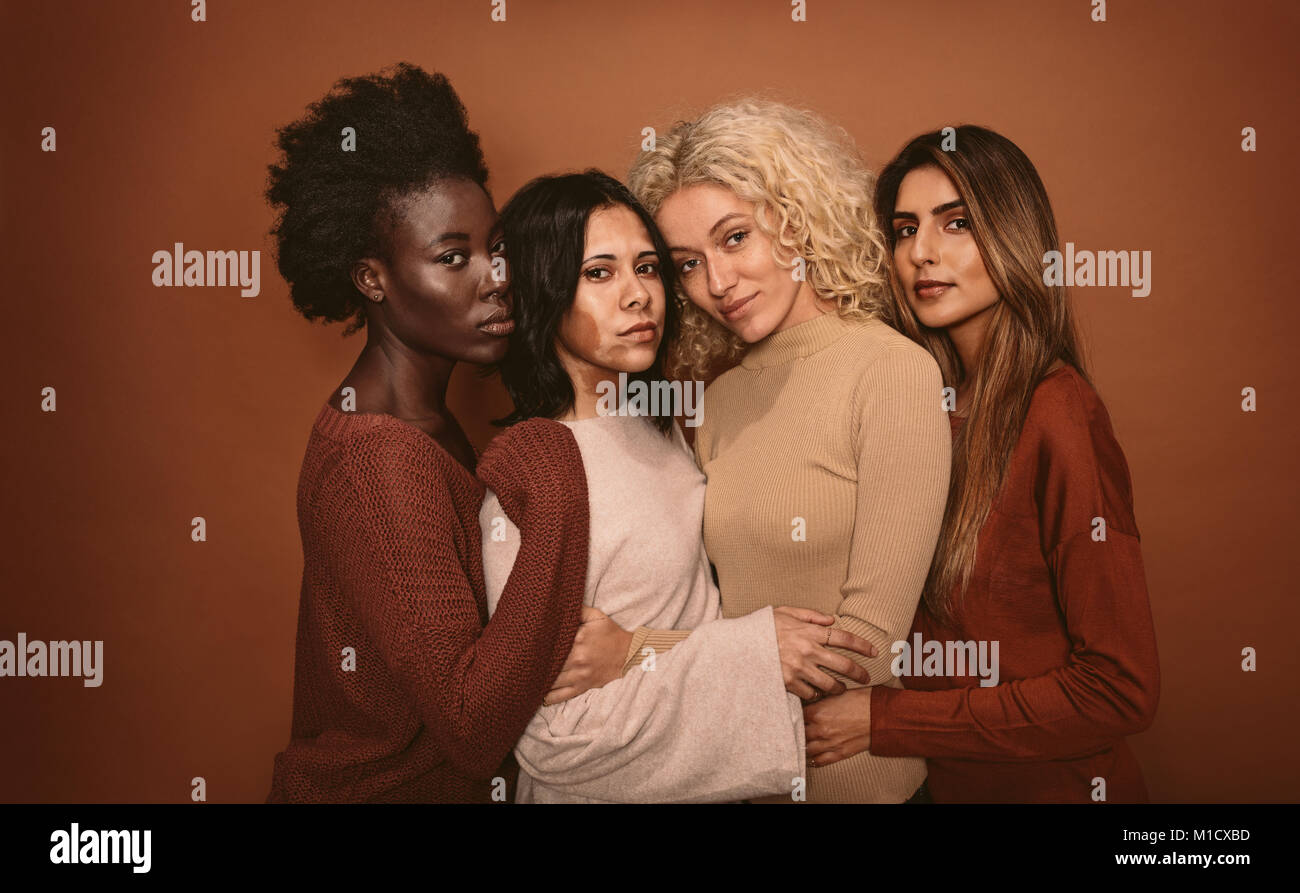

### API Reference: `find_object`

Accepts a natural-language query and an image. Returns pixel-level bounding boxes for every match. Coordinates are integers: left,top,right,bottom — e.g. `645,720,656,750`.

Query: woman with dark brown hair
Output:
803,125,1160,803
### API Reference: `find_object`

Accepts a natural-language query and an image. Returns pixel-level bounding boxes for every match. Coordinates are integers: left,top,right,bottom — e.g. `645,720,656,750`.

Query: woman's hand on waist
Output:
544,605,631,706
772,606,874,700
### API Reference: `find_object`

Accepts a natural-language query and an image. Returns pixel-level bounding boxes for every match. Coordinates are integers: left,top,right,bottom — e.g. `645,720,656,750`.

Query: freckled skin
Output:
554,205,667,417
654,182,831,343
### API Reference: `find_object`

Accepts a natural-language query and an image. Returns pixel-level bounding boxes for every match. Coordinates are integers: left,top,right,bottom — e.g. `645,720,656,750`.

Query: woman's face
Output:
889,165,999,335
655,182,814,343
554,204,666,389
362,177,512,365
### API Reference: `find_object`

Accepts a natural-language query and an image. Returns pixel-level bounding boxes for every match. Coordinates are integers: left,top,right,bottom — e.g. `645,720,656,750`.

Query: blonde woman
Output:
603,99,952,803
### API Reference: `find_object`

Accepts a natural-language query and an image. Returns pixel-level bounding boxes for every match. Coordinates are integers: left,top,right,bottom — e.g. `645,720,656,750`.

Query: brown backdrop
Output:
1,0,1297,803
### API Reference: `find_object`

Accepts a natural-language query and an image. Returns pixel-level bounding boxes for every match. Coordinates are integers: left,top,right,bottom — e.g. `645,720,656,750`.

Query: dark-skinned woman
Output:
263,63,588,803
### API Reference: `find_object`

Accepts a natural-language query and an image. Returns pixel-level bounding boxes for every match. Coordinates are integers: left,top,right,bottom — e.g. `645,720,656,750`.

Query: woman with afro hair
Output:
263,63,590,803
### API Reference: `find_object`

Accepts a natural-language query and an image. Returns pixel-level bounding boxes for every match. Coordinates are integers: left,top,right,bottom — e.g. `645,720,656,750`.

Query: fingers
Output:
807,748,842,767
785,675,818,700
549,667,585,691
579,605,608,623
828,629,877,659
820,652,871,685
543,686,578,706
803,666,843,697
776,605,835,625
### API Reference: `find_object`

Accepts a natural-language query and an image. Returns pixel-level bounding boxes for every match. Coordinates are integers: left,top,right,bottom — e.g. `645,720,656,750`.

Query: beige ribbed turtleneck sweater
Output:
693,309,950,803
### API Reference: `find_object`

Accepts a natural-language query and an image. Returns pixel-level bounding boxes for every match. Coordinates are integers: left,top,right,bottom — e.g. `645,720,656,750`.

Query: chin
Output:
733,315,775,344
460,340,508,366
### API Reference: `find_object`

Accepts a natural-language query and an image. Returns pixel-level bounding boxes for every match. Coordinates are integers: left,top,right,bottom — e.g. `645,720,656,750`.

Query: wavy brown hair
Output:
874,125,1089,626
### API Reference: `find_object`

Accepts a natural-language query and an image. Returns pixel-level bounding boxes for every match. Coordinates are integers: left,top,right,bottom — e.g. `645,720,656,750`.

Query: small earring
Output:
371,293,383,303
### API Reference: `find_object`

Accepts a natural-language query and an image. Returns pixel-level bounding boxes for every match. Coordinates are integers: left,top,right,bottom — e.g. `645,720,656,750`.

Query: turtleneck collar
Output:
739,310,859,370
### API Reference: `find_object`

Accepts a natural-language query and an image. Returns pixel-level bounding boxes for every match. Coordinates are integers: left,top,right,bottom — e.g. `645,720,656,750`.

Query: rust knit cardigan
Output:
267,409,589,803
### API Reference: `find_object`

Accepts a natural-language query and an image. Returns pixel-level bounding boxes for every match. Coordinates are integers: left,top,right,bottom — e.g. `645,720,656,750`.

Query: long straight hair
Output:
874,126,1089,626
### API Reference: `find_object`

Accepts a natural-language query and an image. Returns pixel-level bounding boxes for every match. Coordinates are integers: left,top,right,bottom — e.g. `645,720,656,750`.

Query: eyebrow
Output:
891,199,966,221
425,231,470,248
583,249,660,263
668,212,749,252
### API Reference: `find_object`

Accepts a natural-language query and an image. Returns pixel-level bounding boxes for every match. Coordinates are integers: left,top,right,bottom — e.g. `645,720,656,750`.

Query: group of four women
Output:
263,62,1160,804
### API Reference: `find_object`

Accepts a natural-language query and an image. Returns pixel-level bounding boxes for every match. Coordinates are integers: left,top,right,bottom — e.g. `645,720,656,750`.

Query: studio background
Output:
2,0,1296,802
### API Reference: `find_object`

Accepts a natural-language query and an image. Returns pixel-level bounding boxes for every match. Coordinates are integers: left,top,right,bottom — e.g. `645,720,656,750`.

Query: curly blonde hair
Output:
627,97,889,379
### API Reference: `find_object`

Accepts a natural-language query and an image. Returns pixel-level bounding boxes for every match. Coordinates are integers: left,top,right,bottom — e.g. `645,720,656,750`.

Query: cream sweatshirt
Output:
480,413,805,803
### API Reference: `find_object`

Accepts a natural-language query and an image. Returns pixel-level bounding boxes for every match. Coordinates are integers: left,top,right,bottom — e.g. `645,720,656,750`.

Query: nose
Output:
622,269,652,310
907,223,936,270
480,253,508,300
706,252,737,297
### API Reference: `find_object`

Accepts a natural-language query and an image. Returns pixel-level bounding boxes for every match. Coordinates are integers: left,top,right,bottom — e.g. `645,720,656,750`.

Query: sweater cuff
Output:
620,627,692,676
868,684,906,758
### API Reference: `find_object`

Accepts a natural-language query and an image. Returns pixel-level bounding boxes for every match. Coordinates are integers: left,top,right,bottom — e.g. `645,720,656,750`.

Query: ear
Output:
351,258,386,302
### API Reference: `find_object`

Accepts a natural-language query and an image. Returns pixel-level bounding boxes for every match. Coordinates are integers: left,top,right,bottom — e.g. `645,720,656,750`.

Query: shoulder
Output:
828,317,946,406
844,319,944,401
477,417,587,497
314,412,460,497
1024,366,1124,460
480,417,581,465
1022,366,1139,537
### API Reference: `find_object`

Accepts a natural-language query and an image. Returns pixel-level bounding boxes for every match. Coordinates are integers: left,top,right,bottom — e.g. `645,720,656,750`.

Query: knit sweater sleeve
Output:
822,343,951,688
869,381,1161,761
330,418,588,780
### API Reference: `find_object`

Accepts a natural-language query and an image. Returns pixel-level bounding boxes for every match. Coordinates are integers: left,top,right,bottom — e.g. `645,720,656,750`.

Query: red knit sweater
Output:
869,366,1160,803
267,406,588,803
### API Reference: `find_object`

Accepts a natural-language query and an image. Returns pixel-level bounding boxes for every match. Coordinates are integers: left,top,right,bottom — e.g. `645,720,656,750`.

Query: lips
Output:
720,293,756,321
619,320,658,343
478,309,515,337
914,279,953,300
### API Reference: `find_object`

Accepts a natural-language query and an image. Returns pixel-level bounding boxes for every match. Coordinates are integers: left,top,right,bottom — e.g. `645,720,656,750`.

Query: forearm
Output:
516,607,804,802
831,346,950,690
620,627,692,676
870,532,1159,762
337,419,590,780
870,660,1157,762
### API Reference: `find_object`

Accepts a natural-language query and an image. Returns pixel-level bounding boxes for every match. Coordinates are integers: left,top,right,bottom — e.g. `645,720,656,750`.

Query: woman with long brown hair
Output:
803,125,1160,802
